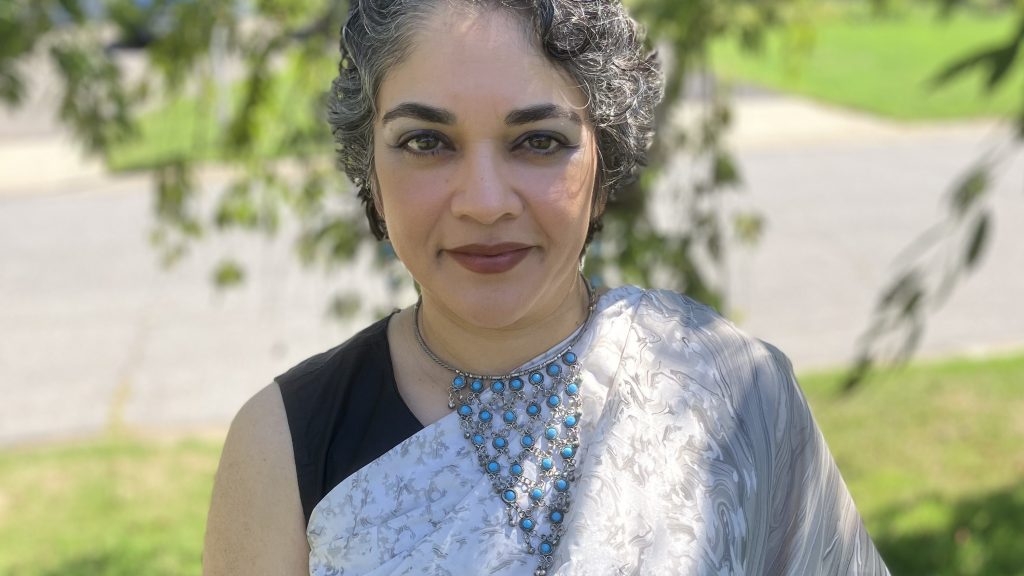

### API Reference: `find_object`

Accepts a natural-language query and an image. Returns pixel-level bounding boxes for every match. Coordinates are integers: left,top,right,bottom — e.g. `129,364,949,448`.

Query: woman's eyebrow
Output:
505,104,582,126
381,103,456,125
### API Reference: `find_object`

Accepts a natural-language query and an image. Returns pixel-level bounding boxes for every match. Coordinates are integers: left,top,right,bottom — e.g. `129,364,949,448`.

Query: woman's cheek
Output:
518,162,587,205
545,159,596,217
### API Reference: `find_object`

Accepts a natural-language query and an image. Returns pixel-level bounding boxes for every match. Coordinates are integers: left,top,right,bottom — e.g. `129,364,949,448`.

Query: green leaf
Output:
949,166,990,218
880,270,920,309
56,0,87,24
328,293,361,319
0,66,25,105
712,152,741,187
733,212,765,245
930,19,1024,92
212,259,245,288
214,184,259,230
964,212,991,271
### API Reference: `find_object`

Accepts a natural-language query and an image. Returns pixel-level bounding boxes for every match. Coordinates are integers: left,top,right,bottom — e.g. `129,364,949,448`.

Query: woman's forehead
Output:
376,5,588,121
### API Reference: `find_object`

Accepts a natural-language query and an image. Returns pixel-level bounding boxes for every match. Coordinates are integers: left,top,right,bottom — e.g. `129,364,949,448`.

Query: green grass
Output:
107,94,223,172
802,353,1024,575
106,54,335,173
0,435,222,576
711,3,1024,120
0,353,1021,575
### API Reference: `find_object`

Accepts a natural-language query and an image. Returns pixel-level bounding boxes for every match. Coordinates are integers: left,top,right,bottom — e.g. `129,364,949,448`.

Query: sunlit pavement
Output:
720,96,1024,368
1,93,1022,446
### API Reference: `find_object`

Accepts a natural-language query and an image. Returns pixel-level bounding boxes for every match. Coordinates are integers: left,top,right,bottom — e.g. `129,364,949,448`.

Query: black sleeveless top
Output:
276,316,425,524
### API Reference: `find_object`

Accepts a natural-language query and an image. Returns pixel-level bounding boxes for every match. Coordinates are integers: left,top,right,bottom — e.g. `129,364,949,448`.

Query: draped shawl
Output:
306,286,889,575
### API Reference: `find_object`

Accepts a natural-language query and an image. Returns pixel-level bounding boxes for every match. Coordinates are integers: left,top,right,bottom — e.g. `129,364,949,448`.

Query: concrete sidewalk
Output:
0,136,105,197
1,93,1021,447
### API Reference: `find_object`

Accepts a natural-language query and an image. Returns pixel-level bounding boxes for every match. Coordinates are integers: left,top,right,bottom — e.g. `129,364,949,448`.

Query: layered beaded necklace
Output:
413,283,596,576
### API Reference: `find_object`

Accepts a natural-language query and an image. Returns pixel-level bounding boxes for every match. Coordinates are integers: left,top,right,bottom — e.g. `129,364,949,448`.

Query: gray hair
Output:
327,0,663,243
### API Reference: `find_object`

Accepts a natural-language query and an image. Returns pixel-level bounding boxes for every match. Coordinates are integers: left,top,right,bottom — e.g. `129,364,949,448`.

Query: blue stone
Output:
530,488,544,501
520,518,535,531
547,395,561,408
472,434,484,446
486,461,500,474
510,378,524,391
555,479,569,492
521,435,534,448
539,542,553,555
565,383,579,396
503,410,516,424
471,380,484,393
550,510,564,523
546,363,561,377
492,380,505,393
545,427,558,440
510,463,524,476
479,410,492,423
452,376,466,389
502,490,517,503
458,405,472,417
541,457,554,471
564,414,578,427
493,437,507,449
561,446,575,459
527,403,540,416
564,352,577,365
530,373,544,385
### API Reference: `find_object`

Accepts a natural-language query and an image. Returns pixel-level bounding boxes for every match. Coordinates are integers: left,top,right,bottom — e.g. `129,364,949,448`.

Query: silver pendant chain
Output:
412,282,596,575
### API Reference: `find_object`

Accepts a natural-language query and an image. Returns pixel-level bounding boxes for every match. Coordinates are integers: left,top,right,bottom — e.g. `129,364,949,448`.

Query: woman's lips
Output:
445,243,532,274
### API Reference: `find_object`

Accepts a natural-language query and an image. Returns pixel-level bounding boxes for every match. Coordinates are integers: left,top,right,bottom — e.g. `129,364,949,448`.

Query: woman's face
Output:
373,5,598,330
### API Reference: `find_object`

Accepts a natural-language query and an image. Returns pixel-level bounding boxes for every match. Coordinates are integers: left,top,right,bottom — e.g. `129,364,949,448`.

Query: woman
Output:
204,0,890,574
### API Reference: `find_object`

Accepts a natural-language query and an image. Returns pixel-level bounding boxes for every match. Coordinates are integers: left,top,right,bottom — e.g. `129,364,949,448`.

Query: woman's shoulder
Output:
612,283,782,342
204,381,309,574
275,314,393,388
606,284,798,397
604,286,811,470
599,284,730,325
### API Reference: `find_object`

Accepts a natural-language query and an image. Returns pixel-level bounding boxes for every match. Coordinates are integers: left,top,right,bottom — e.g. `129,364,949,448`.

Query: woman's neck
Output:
415,277,591,376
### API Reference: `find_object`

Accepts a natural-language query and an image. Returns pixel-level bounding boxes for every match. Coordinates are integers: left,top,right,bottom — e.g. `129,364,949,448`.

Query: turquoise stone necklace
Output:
413,283,596,576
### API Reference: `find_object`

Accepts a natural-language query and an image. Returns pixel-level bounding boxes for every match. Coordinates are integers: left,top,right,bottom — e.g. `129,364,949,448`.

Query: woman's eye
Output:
523,135,560,153
396,132,448,156
517,132,575,156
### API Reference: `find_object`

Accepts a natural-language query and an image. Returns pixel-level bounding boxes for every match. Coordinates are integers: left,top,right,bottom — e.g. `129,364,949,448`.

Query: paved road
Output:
1,94,1022,446
726,112,1024,367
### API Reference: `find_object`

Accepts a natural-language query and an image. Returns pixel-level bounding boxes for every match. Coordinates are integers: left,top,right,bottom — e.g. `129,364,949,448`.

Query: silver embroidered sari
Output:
306,286,890,575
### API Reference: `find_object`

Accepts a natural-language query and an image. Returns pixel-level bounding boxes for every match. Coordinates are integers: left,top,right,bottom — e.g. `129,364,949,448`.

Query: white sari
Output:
307,287,890,575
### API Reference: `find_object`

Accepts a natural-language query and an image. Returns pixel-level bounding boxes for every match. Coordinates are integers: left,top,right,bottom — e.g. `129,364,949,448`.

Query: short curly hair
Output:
328,0,663,244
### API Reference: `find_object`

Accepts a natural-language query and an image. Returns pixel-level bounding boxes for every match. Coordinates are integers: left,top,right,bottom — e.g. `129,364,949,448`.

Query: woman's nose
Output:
449,146,523,225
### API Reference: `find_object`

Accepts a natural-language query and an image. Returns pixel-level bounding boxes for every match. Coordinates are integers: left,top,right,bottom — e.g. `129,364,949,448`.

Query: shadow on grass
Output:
36,553,124,576
32,548,199,576
875,483,1024,576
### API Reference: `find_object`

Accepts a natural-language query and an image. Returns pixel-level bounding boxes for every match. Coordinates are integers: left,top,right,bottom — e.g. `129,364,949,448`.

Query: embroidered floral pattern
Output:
307,287,889,575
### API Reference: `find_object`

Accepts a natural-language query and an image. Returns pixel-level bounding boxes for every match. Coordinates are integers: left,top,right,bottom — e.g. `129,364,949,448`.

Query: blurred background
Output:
1,0,1022,574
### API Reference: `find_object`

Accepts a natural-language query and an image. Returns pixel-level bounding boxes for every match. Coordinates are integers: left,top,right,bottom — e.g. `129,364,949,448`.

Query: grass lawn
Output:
711,3,1023,120
802,353,1024,575
106,55,334,173
0,435,222,576
0,353,1021,575
106,94,223,173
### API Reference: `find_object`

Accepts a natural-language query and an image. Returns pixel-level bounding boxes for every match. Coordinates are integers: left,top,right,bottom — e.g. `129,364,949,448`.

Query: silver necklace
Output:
413,283,596,576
